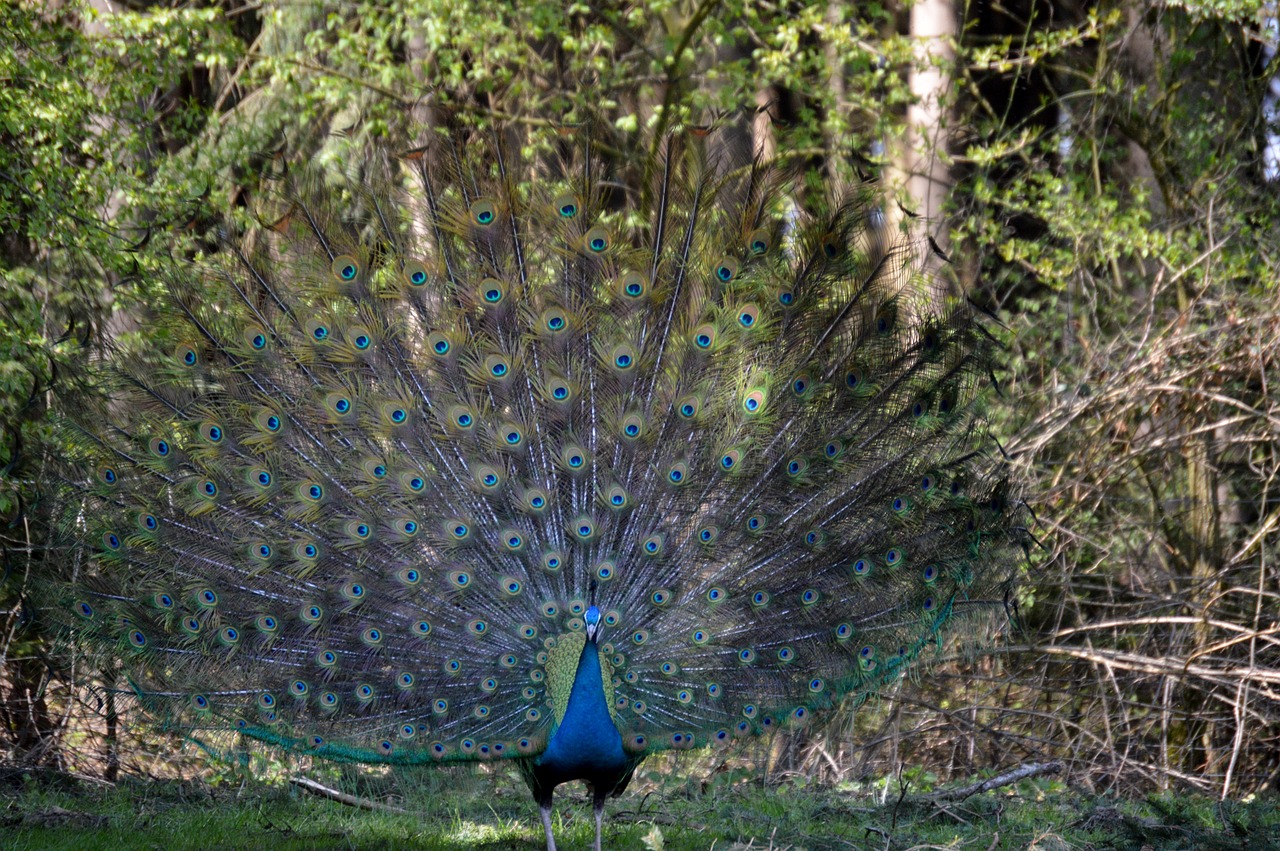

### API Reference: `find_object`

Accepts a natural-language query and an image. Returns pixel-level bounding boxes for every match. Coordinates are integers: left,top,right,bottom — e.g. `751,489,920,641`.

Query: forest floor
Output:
2,762,1278,850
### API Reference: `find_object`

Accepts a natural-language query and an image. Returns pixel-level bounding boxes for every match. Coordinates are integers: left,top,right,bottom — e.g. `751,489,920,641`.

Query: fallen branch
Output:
289,776,410,815
931,762,1064,801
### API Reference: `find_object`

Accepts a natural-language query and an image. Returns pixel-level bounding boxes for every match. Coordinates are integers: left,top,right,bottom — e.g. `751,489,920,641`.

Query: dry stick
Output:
289,776,410,815
930,761,1063,802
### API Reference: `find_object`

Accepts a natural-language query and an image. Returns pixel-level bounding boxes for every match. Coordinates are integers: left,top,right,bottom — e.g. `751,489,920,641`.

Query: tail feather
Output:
50,124,1022,765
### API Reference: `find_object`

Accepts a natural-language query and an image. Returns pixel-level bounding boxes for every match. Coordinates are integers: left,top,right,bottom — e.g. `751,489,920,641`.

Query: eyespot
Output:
737,304,760,328
199,421,224,444
500,423,525,447
243,324,269,351
546,377,572,403
561,445,586,470
524,488,550,513
402,259,429,287
331,255,359,282
305,318,331,342
747,228,771,255
692,324,716,350
174,343,198,367
618,271,648,299
381,402,409,426
571,516,595,540
470,198,498,226
583,226,609,253
479,277,505,304
428,332,452,357
620,413,644,440
293,541,321,561
605,485,630,510
610,344,636,371
552,193,580,219
540,306,569,333
666,462,688,485
485,354,510,379
713,257,738,282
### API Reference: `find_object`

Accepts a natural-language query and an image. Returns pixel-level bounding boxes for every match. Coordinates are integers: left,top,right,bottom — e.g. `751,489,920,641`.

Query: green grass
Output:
3,765,1278,850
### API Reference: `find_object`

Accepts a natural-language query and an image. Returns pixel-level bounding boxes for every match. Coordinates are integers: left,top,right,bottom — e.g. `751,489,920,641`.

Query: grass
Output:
3,762,1279,850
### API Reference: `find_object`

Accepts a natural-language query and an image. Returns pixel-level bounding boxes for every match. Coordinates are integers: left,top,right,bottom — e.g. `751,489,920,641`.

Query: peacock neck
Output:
535,635,627,782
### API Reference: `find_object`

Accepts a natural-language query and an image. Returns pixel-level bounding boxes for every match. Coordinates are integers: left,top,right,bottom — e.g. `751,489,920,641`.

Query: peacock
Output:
51,121,1022,851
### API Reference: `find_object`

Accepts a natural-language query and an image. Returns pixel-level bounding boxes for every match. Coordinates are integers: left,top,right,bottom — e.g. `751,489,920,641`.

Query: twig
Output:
931,761,1063,801
289,776,410,815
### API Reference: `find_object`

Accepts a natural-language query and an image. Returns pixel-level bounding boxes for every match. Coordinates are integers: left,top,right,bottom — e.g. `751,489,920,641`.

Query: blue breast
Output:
535,638,628,783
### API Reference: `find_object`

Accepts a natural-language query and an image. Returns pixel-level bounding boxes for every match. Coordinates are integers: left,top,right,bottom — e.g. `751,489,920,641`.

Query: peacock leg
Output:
592,790,607,851
539,795,557,851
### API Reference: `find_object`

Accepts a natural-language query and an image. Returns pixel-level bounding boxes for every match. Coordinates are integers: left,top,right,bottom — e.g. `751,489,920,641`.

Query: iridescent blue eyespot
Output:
354,334,370,349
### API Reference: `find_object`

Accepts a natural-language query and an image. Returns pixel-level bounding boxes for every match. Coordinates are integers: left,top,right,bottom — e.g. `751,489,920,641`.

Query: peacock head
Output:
584,605,602,641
